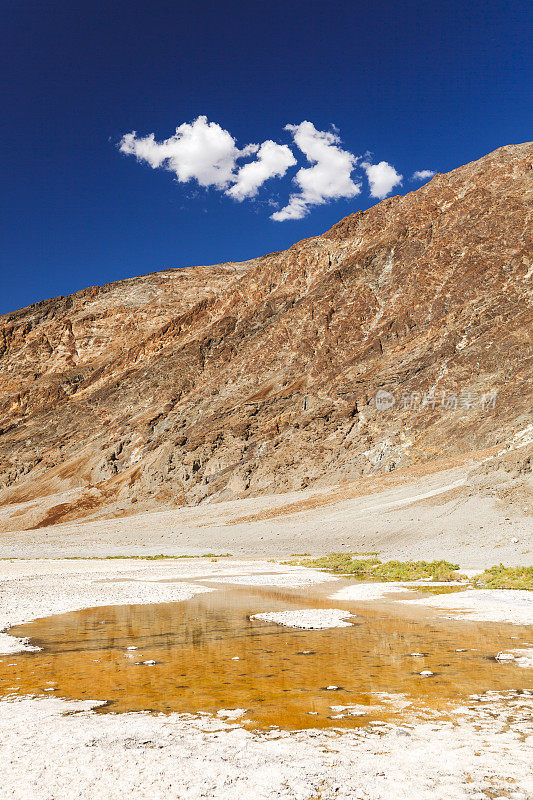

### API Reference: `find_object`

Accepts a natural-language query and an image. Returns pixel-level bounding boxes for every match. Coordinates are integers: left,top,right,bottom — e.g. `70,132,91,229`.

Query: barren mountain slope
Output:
0,142,531,528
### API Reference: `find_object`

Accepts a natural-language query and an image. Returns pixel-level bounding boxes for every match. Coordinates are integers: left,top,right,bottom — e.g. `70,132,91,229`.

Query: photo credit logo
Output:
374,390,396,411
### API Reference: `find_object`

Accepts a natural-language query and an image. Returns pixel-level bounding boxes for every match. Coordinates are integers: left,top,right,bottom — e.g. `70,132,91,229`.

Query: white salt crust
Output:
0,692,532,799
400,588,533,626
250,608,356,629
206,570,338,587
329,582,416,602
330,583,533,626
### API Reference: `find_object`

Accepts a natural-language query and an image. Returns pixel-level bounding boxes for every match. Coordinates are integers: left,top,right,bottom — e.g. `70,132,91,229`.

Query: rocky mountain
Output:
0,142,531,529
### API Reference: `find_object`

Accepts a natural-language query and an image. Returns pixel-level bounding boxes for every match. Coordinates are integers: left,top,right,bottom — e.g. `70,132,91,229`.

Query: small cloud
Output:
226,140,296,201
271,121,360,221
120,116,296,203
361,160,403,200
412,169,436,181
119,116,249,189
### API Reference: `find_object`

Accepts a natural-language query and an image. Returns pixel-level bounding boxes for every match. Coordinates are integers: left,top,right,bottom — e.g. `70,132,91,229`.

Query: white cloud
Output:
361,160,403,200
120,117,409,220
120,117,296,202
271,122,360,221
120,116,255,190
412,169,436,181
226,140,296,201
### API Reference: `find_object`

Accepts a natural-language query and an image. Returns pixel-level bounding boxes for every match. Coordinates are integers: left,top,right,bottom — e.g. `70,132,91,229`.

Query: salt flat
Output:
1,690,533,800
0,557,532,798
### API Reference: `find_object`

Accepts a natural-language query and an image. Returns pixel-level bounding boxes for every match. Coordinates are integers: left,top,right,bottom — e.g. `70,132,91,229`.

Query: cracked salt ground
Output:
1,582,532,730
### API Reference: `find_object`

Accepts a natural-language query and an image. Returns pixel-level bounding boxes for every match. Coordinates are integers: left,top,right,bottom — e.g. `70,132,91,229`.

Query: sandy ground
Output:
0,558,532,798
0,461,530,566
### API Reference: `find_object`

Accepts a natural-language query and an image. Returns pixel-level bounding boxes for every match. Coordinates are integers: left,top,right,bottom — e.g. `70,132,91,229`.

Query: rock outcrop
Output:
0,142,531,527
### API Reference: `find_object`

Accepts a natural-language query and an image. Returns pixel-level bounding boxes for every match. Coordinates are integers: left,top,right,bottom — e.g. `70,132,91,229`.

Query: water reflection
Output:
1,582,531,729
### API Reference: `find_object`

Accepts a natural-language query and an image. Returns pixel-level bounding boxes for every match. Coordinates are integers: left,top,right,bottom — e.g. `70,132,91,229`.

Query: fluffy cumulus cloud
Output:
120,117,408,220
412,169,436,181
120,117,295,202
361,160,403,200
119,116,251,189
271,122,360,221
226,140,296,201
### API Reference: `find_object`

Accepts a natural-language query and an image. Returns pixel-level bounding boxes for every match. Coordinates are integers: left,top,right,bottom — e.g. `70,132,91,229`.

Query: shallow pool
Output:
2,580,531,729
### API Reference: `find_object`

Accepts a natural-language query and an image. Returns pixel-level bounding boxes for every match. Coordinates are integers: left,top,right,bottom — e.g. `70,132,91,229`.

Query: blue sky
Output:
1,0,531,314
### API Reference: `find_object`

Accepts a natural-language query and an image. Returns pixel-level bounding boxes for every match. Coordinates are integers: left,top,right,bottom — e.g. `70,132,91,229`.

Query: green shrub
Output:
371,559,459,582
285,553,459,582
473,564,533,590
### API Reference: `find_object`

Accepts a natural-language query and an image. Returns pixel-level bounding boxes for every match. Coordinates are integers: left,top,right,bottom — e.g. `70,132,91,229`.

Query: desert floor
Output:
0,461,531,799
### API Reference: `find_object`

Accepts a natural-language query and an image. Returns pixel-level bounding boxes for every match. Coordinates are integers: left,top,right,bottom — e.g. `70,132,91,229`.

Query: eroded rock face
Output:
0,143,531,526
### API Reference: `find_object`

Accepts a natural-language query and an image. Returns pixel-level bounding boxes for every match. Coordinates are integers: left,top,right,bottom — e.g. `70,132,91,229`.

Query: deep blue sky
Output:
1,0,531,314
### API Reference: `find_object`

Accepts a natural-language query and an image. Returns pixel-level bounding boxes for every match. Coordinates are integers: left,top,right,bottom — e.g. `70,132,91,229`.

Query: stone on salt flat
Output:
495,652,515,662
